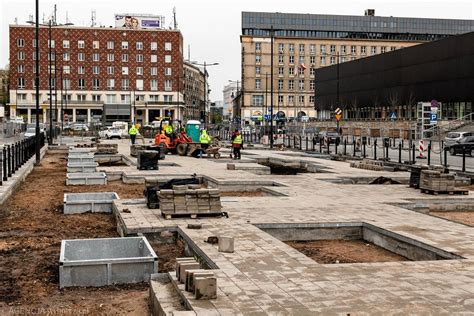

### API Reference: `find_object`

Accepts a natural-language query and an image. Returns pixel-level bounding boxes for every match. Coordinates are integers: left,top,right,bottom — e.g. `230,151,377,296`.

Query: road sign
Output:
335,114,342,121
390,112,397,121
430,113,438,125
264,114,270,121
431,99,439,108
335,108,342,115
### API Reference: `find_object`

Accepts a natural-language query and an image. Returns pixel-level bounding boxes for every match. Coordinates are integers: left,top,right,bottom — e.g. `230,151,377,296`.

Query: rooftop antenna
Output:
173,7,178,30
54,4,57,25
91,10,97,27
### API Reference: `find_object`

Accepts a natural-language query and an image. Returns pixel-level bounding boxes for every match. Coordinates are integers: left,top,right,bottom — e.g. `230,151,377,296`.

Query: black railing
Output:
0,133,45,186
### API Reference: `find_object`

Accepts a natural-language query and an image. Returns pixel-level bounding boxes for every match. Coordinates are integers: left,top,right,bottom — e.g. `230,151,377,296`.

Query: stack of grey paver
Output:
96,143,118,155
175,257,217,300
350,159,384,171
159,185,222,218
420,170,455,192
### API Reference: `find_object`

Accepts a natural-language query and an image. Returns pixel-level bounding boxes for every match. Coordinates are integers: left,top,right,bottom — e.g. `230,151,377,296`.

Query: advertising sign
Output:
115,14,165,29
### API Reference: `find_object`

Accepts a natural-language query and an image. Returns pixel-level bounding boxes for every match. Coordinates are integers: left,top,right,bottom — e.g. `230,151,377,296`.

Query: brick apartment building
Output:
9,24,185,125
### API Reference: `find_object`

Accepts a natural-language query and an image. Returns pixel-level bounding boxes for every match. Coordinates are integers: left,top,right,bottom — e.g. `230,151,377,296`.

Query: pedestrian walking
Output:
128,124,138,145
232,130,243,160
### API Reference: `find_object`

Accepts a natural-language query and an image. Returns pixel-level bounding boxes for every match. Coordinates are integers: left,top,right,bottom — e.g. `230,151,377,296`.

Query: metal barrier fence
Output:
0,133,45,186
0,122,26,137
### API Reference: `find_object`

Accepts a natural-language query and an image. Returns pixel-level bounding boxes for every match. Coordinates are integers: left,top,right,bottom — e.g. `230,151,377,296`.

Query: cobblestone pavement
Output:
104,140,474,314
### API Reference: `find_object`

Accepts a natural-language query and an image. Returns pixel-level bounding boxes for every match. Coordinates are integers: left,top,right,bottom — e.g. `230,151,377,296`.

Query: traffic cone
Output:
417,140,426,159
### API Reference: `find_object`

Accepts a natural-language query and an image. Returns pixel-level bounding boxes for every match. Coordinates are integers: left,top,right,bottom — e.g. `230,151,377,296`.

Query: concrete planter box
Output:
69,148,94,153
66,172,107,185
63,192,119,214
59,237,158,288
68,154,95,164
67,162,99,173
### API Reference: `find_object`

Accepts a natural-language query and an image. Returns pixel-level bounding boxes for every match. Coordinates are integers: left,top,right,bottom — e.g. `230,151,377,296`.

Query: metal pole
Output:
336,52,340,132
35,0,41,164
48,20,53,145
203,62,206,123
269,26,274,149
54,47,58,140
60,69,63,132
462,146,466,172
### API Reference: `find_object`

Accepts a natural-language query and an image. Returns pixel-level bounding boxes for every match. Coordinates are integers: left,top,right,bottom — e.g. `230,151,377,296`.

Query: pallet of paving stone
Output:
96,143,118,155
160,210,224,220
420,188,469,196
75,143,95,148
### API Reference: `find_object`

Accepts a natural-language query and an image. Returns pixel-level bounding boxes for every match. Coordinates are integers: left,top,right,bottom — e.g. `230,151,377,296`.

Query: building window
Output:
136,79,144,91
320,45,326,54
48,40,55,48
299,56,304,64
278,79,283,90
310,80,315,91
341,45,346,54
298,95,304,104
136,41,143,50
299,44,305,54
371,46,377,55
256,67,261,75
78,66,85,74
330,45,336,53
390,46,396,51
93,41,99,49
309,96,315,104
63,65,70,74
165,67,172,76
78,52,85,61
255,55,261,64
320,56,326,66
310,44,316,54
165,42,172,51
107,66,114,75
18,51,25,60
17,39,25,47
136,54,143,62
63,40,70,48
381,46,387,53
310,68,315,76
310,56,315,64
120,94,130,104
106,94,116,103
149,95,159,102
78,40,85,49
107,41,114,49
136,67,143,75
351,46,356,54
122,54,128,62
77,94,87,102
92,53,99,62
278,95,283,104
32,39,37,47
341,57,346,63
32,52,40,60
289,55,295,64
151,67,157,76
289,43,294,53
107,79,115,89
288,80,294,90
151,42,157,50
299,80,305,91
17,93,27,101
278,55,284,64
165,55,172,63
92,66,100,74
163,95,173,102
289,67,295,76
62,79,70,90
150,80,158,91
17,77,25,89
17,64,25,73
361,46,367,55
122,67,129,75
164,80,172,91
252,95,264,106
278,67,284,75
330,56,335,65
288,95,294,105
255,42,261,52
255,79,261,89
122,41,128,49
151,55,157,63
92,94,101,102
122,79,129,90
92,78,100,90
63,52,70,61
278,43,284,53
107,53,114,62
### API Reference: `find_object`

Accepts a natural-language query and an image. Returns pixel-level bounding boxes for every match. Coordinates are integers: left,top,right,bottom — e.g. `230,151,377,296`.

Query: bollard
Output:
398,143,402,163
374,139,377,160
319,138,323,153
462,146,466,172
412,144,416,164
385,140,389,160
335,138,338,155
293,136,296,149
344,139,347,156
353,137,356,157
363,139,366,158
299,135,302,150
2,147,7,181
0,147,2,185
312,137,315,151
7,145,12,177
444,148,448,168
306,136,308,151
427,143,431,165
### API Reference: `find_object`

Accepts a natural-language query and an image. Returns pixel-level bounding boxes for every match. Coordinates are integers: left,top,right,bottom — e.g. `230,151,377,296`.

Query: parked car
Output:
70,123,89,131
318,130,340,144
99,127,123,139
445,135,474,156
444,131,473,147
24,128,36,138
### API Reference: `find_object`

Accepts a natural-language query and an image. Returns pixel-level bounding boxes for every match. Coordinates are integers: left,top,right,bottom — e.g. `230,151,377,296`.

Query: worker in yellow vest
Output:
128,124,138,145
231,129,243,160
199,129,211,158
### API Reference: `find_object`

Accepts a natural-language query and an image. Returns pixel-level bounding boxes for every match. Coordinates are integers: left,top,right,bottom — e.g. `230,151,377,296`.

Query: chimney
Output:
365,9,375,16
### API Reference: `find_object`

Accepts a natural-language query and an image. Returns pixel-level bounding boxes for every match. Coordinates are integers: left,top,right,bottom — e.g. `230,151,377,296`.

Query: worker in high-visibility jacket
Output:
164,123,174,142
199,129,211,158
128,124,138,145
231,130,243,160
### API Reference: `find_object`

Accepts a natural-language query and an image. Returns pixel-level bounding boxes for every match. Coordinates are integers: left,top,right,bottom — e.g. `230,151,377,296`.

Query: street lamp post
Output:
34,0,40,164
270,25,274,149
48,20,53,145
228,79,241,130
191,61,219,124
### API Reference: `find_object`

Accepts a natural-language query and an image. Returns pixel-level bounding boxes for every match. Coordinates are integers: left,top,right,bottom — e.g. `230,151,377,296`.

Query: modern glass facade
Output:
242,12,474,41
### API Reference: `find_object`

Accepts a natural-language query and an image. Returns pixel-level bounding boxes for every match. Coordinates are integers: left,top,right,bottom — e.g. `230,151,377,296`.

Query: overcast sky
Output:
1,0,473,100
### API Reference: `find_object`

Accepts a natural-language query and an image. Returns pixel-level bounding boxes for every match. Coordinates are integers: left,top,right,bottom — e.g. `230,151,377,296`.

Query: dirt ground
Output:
285,239,409,264
430,211,474,226
0,153,181,315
